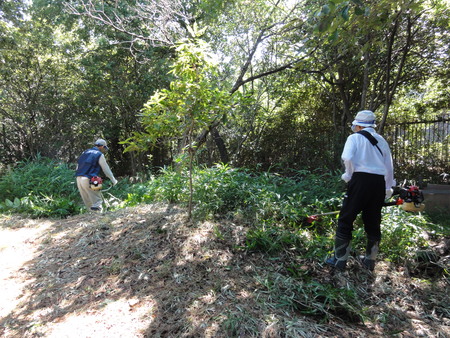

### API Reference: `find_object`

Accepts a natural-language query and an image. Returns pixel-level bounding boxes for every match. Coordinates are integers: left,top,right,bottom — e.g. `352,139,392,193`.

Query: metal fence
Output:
384,115,450,184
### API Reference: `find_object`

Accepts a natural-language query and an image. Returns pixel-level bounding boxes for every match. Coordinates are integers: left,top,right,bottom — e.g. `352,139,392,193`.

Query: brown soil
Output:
1,203,449,337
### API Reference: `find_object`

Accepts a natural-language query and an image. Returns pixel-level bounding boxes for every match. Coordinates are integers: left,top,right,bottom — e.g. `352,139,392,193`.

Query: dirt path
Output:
0,218,47,323
0,213,155,338
1,205,262,337
1,206,449,337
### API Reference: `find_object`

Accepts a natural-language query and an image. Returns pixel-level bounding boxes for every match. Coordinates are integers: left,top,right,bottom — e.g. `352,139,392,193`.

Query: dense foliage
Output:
122,164,343,223
1,0,449,181
1,1,449,331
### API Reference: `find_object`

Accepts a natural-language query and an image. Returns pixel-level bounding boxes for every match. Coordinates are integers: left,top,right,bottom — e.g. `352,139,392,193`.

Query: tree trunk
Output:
379,13,412,135
211,127,229,164
379,17,398,135
361,43,370,110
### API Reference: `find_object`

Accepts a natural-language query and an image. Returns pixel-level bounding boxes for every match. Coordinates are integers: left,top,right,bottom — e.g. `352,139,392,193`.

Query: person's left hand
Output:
341,173,351,183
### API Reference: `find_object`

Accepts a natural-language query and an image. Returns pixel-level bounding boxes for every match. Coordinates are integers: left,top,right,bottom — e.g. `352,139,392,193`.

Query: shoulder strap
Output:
357,130,383,156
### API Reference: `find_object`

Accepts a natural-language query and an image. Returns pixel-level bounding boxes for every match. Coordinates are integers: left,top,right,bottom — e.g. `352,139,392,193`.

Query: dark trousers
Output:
336,172,385,242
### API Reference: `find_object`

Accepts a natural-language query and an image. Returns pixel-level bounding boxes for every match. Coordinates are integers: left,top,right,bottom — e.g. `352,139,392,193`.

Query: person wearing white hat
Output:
75,139,118,212
326,110,396,271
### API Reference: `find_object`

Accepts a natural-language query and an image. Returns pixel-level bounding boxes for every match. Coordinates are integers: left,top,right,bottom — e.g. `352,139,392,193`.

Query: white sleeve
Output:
341,137,356,180
384,147,396,189
98,155,117,184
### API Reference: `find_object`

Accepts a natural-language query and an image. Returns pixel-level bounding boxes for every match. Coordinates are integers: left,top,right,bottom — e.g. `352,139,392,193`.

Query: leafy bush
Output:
0,156,81,217
380,207,430,263
117,167,190,206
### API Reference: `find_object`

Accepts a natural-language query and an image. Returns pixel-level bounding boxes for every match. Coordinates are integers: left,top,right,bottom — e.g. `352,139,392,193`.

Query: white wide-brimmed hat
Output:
352,110,377,128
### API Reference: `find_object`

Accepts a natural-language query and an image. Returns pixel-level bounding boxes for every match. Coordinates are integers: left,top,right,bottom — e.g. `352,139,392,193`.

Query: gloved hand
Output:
385,188,393,199
341,173,351,183
112,178,118,186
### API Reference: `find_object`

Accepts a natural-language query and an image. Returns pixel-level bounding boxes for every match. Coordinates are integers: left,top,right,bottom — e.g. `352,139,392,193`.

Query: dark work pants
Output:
336,172,385,242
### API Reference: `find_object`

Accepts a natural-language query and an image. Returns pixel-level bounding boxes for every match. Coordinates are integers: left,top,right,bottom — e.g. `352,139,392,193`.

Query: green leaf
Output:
341,5,350,21
321,4,331,15
318,17,332,32
354,6,365,15
350,0,364,6
327,1,336,11
328,30,339,42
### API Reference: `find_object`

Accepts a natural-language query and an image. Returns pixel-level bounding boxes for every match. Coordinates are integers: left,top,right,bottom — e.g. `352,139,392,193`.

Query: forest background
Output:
1,0,449,182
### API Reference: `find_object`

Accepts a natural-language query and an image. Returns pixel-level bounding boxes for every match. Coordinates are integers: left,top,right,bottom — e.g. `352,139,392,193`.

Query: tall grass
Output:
122,164,344,225
0,156,82,217
119,164,446,265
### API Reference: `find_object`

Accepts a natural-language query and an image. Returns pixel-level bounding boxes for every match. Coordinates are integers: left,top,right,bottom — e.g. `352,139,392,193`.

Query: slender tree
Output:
123,28,233,218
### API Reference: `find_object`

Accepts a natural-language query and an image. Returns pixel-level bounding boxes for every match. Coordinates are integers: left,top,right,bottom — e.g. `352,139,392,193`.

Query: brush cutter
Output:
305,184,425,224
89,176,114,192
89,176,103,191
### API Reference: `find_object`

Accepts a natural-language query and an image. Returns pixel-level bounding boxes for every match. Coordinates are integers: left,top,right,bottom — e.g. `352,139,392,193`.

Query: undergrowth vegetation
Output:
1,158,448,326
1,159,447,264
0,156,81,217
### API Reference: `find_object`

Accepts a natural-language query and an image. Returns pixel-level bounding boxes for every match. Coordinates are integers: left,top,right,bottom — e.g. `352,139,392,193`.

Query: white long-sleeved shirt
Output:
341,127,395,189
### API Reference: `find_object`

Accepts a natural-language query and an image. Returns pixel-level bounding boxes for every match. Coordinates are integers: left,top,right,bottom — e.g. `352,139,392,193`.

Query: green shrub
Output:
120,165,343,220
118,167,190,206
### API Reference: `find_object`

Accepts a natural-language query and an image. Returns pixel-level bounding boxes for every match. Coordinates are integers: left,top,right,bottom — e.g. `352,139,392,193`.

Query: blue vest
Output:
75,147,103,178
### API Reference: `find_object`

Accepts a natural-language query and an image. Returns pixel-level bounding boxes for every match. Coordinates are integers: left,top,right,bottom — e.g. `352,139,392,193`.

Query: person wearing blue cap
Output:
326,110,396,271
75,139,118,212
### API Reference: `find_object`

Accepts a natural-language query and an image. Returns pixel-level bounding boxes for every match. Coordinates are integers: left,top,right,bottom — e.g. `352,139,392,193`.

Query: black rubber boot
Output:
359,240,379,271
325,236,351,270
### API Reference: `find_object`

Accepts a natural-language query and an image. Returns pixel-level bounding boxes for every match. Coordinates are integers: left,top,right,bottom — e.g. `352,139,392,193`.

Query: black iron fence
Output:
384,115,450,184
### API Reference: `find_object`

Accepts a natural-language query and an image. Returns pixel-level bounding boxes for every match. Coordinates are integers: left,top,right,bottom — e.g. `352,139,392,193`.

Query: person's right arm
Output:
98,155,118,185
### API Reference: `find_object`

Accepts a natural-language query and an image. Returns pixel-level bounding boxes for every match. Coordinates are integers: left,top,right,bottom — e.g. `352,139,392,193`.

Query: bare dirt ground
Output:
1,203,449,337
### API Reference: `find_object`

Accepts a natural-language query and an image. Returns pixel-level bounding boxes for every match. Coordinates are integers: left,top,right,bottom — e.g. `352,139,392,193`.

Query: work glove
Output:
341,173,351,183
112,178,118,186
385,188,393,200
